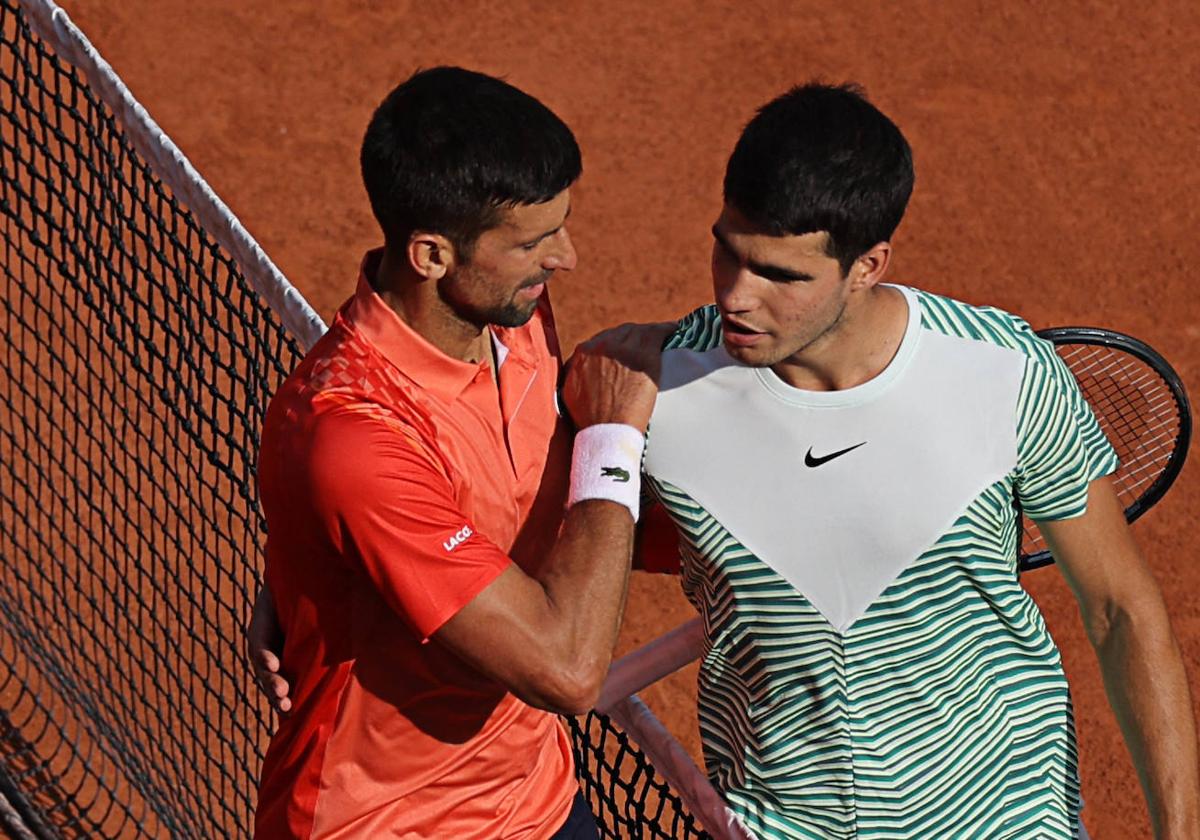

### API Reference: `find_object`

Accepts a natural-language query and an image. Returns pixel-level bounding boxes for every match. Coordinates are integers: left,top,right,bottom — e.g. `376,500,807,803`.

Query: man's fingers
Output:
246,585,291,713
256,668,292,714
255,648,281,674
267,674,290,699
577,322,671,370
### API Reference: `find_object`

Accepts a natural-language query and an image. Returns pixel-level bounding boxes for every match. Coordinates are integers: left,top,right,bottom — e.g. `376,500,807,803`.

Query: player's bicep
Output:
1036,476,1161,635
432,565,573,704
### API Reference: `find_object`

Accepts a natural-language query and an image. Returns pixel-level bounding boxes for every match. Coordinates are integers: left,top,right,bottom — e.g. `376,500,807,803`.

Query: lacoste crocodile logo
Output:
600,466,631,483
804,441,867,468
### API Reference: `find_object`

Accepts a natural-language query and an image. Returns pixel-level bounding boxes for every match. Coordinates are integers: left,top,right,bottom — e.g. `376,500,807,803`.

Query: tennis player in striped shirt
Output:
634,81,1198,839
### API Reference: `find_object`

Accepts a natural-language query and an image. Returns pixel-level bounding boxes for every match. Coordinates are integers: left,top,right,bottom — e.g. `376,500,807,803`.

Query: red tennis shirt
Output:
254,250,576,839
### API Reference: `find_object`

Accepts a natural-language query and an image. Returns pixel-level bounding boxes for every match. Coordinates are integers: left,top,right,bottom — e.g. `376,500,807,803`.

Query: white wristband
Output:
568,423,645,521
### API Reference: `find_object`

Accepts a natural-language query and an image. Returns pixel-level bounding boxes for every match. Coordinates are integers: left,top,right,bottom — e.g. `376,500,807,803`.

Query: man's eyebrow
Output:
710,223,734,254
711,224,815,282
525,205,571,244
750,261,814,282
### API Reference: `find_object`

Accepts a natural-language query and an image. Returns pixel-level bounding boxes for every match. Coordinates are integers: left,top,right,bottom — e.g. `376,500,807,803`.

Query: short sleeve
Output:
633,494,682,574
308,409,512,640
1014,341,1119,521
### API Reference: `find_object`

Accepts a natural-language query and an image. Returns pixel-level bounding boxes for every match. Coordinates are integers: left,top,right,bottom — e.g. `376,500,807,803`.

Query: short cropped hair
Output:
361,67,581,256
723,82,914,275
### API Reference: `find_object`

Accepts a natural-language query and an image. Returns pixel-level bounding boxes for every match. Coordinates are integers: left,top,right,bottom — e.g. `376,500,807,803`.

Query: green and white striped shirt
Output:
643,286,1117,839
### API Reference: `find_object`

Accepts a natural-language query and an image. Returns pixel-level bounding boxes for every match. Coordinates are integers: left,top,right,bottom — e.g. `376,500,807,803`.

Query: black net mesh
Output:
0,0,297,835
569,711,711,840
0,2,719,838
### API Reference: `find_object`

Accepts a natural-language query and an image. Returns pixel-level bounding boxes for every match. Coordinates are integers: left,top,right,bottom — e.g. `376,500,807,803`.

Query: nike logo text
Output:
600,466,631,483
804,442,867,468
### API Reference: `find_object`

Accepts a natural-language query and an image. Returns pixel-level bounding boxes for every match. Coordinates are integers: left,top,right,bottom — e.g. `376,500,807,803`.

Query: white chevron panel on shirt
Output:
644,291,1026,632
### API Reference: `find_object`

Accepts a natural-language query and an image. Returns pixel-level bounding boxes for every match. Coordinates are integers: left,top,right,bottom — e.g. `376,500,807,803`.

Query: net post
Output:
592,620,754,840
604,695,753,840
597,617,703,713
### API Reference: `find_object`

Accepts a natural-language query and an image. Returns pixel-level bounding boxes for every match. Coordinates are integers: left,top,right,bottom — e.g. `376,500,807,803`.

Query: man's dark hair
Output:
361,66,581,257
723,82,914,275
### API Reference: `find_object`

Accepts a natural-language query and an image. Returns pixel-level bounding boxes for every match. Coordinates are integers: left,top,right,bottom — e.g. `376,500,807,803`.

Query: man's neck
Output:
771,285,909,392
372,248,491,364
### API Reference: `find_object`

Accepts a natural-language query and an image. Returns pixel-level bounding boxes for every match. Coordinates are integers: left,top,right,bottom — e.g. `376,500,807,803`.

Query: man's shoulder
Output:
276,322,375,403
908,286,1055,366
268,319,434,446
658,292,1054,359
664,304,723,352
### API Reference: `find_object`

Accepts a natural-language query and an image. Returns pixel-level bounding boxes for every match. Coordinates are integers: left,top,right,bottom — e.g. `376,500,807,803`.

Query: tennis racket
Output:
1018,327,1192,572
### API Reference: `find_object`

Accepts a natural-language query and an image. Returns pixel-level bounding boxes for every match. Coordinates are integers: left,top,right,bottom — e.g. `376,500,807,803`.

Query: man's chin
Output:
723,338,774,368
489,299,539,329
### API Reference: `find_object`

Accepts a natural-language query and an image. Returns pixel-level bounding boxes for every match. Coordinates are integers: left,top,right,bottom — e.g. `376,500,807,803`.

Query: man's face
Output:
710,204,850,368
441,189,576,328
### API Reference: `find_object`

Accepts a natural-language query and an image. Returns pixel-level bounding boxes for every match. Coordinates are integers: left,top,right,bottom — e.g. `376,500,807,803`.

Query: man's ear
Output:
848,241,892,292
406,231,458,281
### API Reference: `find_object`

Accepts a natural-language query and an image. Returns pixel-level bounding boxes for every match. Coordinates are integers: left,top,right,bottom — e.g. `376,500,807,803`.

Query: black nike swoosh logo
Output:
804,441,867,468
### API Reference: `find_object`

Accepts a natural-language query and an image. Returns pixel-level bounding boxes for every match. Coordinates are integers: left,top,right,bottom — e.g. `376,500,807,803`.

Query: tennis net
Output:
0,0,312,834
0,1,734,837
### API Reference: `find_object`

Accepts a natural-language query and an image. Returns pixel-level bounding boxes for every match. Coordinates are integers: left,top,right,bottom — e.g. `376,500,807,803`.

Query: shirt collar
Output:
341,249,486,401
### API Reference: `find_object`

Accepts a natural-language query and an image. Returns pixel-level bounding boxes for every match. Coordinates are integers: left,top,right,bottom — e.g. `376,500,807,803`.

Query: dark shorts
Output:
549,790,599,839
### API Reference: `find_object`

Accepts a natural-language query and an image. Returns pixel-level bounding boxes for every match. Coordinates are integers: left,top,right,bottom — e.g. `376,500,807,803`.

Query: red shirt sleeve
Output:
308,408,512,640
633,500,681,574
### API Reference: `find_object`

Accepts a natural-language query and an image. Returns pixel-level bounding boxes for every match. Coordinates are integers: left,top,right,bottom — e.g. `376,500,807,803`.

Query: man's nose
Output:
544,228,577,271
714,266,756,313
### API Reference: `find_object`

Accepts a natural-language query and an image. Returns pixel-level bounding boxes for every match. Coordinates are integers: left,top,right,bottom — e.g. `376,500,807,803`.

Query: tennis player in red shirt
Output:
251,67,663,839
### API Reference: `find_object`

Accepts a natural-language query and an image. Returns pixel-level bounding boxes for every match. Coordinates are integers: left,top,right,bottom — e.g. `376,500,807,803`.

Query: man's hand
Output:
247,583,292,715
562,321,673,432
434,321,674,715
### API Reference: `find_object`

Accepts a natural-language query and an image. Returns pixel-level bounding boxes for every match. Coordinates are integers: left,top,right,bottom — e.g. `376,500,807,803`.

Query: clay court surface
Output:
50,0,1200,836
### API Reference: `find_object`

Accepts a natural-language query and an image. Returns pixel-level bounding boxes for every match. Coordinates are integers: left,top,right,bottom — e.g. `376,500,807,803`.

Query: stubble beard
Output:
488,294,541,327
443,268,550,329
489,269,551,327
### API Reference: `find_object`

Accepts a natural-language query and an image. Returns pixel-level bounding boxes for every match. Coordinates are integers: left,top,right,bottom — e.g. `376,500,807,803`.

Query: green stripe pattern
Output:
648,290,1117,838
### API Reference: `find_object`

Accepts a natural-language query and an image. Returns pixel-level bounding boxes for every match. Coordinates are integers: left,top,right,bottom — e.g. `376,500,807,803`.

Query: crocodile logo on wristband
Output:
600,466,631,483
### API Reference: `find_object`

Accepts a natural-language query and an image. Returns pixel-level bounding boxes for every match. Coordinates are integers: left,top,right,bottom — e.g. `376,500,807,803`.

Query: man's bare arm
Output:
434,499,635,714
248,322,671,717
434,322,670,714
1039,475,1200,839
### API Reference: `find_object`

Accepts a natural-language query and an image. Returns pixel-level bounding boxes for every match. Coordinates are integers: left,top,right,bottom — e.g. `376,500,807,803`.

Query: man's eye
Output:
761,270,808,283
520,241,539,252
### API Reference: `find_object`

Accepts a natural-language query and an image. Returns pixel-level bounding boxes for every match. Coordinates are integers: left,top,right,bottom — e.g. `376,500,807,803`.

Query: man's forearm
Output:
432,319,663,714
1093,601,1200,839
538,500,636,703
